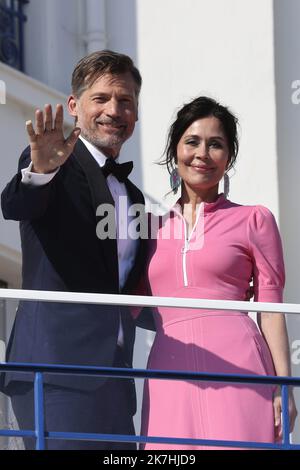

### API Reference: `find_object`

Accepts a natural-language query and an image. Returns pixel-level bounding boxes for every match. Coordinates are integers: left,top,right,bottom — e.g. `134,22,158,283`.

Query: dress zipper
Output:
181,215,189,287
182,242,189,287
180,202,204,288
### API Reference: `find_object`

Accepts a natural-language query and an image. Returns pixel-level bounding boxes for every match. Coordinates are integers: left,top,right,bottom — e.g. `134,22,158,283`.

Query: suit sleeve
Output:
1,146,58,221
247,205,285,303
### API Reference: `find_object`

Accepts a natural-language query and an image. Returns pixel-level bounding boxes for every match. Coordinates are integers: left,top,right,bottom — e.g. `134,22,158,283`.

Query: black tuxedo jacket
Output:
1,140,148,392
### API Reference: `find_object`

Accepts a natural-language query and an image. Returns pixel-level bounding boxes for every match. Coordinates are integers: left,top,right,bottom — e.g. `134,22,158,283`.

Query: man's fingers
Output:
65,127,81,150
44,104,53,131
54,104,64,131
35,109,44,135
26,120,37,143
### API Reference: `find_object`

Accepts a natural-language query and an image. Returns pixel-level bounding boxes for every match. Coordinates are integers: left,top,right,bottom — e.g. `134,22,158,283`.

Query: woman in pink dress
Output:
137,96,297,450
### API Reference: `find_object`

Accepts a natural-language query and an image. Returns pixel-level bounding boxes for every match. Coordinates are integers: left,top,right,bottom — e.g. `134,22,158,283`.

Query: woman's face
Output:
176,116,230,196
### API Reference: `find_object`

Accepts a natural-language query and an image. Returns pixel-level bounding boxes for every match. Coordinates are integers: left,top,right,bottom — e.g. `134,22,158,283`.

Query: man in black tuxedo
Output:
1,50,149,450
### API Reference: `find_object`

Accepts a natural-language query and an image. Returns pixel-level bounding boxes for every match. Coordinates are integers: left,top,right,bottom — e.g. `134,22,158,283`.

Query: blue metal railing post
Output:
281,384,291,448
34,372,45,450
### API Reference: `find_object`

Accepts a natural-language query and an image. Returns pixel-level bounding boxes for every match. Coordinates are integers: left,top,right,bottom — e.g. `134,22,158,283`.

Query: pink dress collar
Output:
173,193,228,217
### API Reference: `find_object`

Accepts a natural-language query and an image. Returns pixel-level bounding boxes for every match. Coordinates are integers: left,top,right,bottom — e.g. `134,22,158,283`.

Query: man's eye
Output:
94,97,107,103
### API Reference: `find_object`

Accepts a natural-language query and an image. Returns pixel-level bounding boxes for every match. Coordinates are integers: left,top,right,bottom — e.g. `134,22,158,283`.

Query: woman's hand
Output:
273,386,298,441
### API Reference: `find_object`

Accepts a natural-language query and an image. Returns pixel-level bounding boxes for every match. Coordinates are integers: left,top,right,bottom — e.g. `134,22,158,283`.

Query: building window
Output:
0,0,29,72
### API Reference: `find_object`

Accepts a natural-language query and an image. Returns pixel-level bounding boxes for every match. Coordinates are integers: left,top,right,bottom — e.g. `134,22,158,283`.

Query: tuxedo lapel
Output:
73,139,119,287
73,139,114,208
124,179,145,206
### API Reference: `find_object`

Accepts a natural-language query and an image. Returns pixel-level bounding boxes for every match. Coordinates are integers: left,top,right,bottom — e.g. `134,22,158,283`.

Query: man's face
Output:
68,72,138,158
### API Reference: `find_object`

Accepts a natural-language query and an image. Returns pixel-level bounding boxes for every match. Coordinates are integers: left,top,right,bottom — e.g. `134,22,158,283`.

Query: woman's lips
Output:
189,165,215,173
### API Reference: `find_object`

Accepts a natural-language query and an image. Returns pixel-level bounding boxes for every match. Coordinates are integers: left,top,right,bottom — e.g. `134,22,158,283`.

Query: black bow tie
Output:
102,157,133,182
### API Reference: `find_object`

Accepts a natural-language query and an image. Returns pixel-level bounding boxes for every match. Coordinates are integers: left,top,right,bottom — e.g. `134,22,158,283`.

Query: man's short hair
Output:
71,50,142,98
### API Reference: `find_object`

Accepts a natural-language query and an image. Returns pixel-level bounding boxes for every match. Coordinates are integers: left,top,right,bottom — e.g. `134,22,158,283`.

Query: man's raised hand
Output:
26,104,81,174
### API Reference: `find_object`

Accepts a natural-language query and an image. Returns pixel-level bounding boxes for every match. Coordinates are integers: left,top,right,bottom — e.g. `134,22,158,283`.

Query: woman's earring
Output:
170,168,181,194
223,173,230,198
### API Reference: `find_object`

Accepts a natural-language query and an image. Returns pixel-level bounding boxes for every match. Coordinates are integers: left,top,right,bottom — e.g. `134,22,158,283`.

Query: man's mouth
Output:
97,121,125,130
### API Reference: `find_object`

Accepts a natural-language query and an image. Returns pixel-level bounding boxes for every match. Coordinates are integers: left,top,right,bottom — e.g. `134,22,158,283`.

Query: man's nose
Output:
105,99,121,118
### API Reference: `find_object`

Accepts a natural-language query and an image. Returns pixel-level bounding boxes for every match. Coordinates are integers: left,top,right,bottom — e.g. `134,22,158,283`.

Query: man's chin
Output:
82,132,120,147
96,137,123,149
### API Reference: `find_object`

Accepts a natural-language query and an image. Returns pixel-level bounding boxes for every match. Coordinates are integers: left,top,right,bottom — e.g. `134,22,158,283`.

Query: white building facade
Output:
0,0,299,445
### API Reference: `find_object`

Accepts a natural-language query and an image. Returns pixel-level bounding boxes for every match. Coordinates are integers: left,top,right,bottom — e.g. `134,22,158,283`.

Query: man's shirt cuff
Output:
21,162,59,186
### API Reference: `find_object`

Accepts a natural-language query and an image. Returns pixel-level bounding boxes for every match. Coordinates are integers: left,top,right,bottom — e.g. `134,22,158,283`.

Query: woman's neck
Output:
180,184,219,210
180,184,220,234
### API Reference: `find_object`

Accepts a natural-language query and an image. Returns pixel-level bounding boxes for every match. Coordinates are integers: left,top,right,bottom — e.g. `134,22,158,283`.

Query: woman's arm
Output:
258,312,297,438
248,205,298,438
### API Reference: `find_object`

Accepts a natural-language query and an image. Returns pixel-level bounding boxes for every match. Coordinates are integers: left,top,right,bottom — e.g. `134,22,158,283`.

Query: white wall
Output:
134,0,279,214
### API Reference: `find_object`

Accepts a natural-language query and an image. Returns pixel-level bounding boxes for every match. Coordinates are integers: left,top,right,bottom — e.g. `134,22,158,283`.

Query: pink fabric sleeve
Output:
247,205,285,303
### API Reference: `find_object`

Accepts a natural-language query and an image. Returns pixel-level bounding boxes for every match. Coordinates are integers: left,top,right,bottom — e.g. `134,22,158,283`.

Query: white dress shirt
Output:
21,136,138,345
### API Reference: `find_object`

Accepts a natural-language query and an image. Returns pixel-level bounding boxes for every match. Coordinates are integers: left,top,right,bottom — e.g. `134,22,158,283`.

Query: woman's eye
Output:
185,140,198,146
209,141,222,148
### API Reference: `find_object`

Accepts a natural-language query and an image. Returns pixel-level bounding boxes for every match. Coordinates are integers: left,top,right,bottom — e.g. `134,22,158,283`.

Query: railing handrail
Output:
1,288,300,314
0,363,299,450
0,362,299,386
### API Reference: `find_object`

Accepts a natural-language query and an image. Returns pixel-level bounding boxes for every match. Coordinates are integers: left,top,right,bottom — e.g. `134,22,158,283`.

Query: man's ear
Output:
68,95,78,117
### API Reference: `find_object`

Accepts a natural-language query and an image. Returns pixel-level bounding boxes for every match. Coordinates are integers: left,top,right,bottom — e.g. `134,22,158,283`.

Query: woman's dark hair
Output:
162,96,239,173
